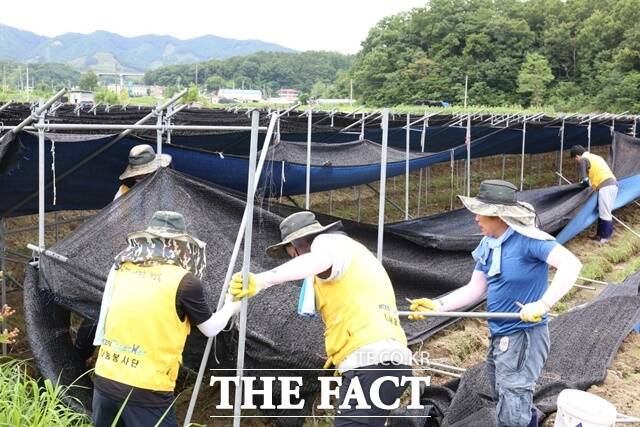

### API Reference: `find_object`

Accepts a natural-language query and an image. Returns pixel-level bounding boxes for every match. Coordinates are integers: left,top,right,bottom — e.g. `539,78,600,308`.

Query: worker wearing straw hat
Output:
114,144,172,200
409,180,582,427
73,145,173,364
228,211,413,427
570,145,618,243
92,211,240,427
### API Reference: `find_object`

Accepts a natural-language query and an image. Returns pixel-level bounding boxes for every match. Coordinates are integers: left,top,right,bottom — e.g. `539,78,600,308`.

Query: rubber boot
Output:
599,220,614,243
593,219,603,240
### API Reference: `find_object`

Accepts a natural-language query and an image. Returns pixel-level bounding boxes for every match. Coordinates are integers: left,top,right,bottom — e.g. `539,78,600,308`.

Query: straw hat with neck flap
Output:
459,179,553,241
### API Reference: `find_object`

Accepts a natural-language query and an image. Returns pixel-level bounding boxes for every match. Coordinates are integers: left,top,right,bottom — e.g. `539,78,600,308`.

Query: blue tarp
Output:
0,123,622,217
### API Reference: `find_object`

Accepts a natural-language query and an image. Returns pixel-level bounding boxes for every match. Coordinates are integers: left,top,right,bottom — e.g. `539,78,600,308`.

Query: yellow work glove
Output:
408,298,440,321
519,301,547,322
228,272,263,301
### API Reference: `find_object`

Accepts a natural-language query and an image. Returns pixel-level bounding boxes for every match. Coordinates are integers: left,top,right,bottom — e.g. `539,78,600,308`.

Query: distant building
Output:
215,89,263,103
128,85,149,97
149,86,165,98
277,88,300,102
69,90,94,104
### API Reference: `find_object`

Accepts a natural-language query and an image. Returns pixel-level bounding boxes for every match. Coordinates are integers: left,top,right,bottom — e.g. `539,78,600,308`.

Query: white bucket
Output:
554,389,617,427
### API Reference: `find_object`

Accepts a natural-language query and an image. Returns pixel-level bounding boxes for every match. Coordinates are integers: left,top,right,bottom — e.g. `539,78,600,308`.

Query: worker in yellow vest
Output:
114,144,172,200
570,145,618,243
228,211,412,427
92,211,240,427
73,145,173,364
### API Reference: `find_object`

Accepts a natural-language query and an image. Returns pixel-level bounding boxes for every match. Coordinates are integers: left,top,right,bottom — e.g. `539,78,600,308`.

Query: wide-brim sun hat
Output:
126,210,205,249
459,179,553,240
119,144,172,181
266,211,341,259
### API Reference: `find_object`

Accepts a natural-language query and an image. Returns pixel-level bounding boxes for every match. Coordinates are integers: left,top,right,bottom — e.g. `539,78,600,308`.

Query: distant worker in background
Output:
570,145,618,243
92,211,240,427
409,180,582,427
73,144,173,363
114,144,172,199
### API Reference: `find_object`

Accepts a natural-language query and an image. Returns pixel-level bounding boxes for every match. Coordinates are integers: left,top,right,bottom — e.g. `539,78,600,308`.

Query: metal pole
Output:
464,75,468,108
558,118,565,185
587,119,592,151
156,111,163,155
38,103,45,251
417,117,426,216
183,114,277,427
376,109,389,262
233,111,259,427
0,100,12,113
405,113,410,220
360,112,365,140
450,149,455,210
1,218,6,355
396,311,521,319
466,115,471,196
305,109,312,209
520,119,527,191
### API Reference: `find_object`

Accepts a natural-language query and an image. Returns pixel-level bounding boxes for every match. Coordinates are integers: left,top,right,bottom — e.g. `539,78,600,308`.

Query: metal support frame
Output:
520,119,527,191
587,119,592,151
558,118,565,185
376,109,389,262
416,115,428,216
405,113,410,220
396,311,521,319
449,149,455,210
1,218,6,355
466,115,471,196
183,113,278,427
38,103,45,251
232,111,260,426
305,109,312,209
0,100,12,113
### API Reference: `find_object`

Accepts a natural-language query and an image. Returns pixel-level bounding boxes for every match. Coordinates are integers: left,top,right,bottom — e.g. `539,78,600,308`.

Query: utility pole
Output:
464,75,468,108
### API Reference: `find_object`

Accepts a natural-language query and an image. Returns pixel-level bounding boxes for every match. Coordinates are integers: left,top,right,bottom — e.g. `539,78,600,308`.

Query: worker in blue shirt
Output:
410,180,582,427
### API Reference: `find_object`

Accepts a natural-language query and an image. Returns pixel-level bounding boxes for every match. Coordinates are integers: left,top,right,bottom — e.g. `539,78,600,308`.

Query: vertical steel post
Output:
520,119,527,191
466,115,471,196
587,119,592,151
558,118,565,185
405,113,410,220
183,114,276,427
360,112,365,140
305,109,312,209
232,111,260,427
450,149,455,210
156,111,163,155
377,109,389,262
1,218,6,355
38,103,45,251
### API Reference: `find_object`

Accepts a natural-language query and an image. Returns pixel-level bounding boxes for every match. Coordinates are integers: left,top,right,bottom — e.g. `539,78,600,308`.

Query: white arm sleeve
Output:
255,251,333,288
437,270,488,312
196,302,239,338
540,245,582,308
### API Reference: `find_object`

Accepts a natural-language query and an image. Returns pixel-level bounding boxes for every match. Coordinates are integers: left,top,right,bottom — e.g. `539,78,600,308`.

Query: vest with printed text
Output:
313,239,407,367
95,262,191,392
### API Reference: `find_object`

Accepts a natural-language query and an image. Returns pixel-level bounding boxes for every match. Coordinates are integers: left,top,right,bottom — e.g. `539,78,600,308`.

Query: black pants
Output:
74,319,97,361
335,362,413,426
92,388,178,427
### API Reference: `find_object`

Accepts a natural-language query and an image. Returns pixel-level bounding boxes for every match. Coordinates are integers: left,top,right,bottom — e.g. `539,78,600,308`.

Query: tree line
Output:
347,0,640,111
144,51,353,98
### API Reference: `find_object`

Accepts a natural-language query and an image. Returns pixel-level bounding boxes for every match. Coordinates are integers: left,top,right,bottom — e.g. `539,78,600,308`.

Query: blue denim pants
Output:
486,324,550,427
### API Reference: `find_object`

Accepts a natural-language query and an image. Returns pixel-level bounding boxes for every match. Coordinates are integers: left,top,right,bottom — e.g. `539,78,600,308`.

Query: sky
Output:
2,0,427,54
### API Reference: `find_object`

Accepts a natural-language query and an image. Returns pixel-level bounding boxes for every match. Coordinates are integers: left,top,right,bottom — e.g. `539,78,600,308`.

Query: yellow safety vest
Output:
314,239,407,367
582,152,616,189
95,262,191,392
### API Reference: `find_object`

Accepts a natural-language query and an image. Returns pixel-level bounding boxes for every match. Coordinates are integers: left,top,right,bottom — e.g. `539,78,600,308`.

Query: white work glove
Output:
221,293,242,316
519,301,548,323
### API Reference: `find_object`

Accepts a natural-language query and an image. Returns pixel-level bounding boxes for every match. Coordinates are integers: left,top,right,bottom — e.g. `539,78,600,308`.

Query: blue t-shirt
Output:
474,232,558,336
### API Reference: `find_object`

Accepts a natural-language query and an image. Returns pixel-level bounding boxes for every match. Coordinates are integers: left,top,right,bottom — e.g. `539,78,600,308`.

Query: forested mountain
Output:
144,51,353,96
347,0,640,111
0,23,294,72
